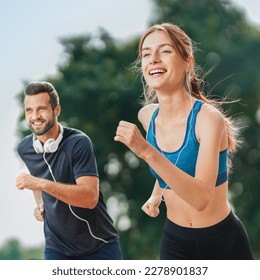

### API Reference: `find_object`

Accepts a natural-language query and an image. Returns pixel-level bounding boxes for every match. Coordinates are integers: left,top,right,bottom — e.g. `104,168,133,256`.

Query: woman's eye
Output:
162,50,171,54
142,53,150,58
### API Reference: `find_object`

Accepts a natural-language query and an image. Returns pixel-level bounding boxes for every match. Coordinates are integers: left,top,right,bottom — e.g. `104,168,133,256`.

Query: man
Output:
16,81,122,260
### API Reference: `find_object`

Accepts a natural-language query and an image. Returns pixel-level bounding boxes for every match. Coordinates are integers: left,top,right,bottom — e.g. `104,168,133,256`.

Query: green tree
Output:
151,0,260,258
0,239,43,260
17,28,165,259
56,29,167,259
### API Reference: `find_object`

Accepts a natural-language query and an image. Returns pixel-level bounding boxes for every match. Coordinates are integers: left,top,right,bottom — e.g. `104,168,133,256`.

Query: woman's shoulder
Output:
200,101,225,120
138,103,159,132
198,101,226,130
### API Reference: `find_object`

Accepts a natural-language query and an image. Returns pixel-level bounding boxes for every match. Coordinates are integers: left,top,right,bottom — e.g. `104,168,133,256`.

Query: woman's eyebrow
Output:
141,43,174,51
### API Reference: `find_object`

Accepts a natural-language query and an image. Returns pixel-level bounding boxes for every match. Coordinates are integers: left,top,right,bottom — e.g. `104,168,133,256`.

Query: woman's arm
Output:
141,180,162,217
115,106,227,211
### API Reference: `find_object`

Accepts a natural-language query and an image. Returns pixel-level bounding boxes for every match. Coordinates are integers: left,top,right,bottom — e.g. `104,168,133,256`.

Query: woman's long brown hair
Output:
133,23,240,170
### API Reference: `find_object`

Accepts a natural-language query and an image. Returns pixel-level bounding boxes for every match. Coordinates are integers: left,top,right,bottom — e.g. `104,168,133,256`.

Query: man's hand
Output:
33,203,45,222
16,173,45,191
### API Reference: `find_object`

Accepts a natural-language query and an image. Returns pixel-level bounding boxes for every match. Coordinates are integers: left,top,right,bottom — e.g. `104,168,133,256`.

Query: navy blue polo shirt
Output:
17,126,118,256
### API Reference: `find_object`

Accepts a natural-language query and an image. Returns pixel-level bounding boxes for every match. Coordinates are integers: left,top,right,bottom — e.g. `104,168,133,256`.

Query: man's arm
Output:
16,174,99,209
33,190,44,222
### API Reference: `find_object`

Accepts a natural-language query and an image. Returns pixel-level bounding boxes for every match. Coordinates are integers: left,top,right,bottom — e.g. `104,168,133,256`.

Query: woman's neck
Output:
156,90,194,122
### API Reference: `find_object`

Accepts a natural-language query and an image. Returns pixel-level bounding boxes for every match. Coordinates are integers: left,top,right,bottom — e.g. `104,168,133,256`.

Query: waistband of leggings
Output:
164,211,240,241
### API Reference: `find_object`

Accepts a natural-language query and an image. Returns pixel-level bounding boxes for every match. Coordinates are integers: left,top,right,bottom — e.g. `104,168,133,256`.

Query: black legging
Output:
160,211,253,260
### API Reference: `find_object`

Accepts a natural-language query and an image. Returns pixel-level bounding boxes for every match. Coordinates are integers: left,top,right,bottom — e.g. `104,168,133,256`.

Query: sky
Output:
0,0,259,248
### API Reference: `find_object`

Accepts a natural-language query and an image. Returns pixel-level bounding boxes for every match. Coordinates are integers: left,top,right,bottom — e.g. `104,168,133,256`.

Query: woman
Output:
115,23,253,260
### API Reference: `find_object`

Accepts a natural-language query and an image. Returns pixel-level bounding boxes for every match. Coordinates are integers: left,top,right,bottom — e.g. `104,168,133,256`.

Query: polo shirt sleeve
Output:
72,135,99,180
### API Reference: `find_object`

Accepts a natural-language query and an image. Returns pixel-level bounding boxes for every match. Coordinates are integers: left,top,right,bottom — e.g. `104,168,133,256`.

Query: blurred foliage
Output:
0,239,43,260
9,0,260,259
148,0,260,259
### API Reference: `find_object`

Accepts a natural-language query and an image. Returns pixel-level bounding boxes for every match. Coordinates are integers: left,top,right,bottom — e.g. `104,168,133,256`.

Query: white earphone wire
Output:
141,74,194,198
42,152,108,243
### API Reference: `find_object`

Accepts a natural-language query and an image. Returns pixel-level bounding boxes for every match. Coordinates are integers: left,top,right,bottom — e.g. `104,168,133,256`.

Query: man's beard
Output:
29,118,55,136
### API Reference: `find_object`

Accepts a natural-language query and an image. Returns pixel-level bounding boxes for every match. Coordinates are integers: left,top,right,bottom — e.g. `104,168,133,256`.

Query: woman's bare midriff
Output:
163,182,231,228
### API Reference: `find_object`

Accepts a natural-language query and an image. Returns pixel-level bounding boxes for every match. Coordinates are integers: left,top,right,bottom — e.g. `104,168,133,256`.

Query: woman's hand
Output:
114,120,151,158
141,195,162,218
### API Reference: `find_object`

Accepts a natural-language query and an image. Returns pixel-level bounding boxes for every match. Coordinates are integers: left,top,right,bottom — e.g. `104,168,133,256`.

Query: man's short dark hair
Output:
24,81,59,110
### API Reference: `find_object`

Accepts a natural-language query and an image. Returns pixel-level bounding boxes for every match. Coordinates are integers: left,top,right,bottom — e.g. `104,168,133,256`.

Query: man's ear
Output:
54,104,61,117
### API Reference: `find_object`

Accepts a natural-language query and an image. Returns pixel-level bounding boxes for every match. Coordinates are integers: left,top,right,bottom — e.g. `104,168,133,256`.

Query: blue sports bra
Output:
146,100,228,189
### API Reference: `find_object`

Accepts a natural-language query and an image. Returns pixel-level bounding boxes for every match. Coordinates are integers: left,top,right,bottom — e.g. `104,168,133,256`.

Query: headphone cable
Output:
43,152,108,243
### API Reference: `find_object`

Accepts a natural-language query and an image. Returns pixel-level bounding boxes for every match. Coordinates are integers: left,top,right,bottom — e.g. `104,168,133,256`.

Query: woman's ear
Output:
187,55,194,72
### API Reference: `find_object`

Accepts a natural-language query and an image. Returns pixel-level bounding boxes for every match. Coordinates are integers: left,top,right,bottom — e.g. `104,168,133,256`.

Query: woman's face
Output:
141,30,188,93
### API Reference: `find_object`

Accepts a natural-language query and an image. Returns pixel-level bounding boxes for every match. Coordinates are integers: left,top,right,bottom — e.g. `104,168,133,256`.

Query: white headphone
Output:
33,123,64,153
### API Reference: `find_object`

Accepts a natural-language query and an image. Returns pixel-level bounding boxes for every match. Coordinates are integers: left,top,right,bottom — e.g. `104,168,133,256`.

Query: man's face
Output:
24,92,56,136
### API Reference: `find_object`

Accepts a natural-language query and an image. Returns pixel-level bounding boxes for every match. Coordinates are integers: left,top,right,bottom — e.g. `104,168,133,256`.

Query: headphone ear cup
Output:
33,139,44,153
44,138,56,153
32,124,64,153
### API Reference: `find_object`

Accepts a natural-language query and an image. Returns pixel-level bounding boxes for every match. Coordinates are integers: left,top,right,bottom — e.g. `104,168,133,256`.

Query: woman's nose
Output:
149,52,160,64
